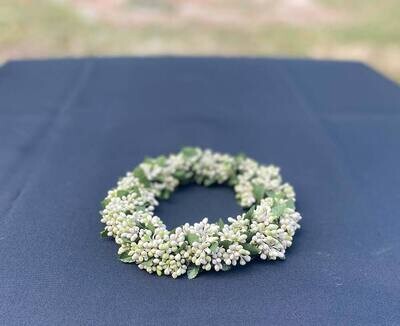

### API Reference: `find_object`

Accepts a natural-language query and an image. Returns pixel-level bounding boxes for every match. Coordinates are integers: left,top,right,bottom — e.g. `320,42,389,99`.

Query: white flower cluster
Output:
100,147,302,279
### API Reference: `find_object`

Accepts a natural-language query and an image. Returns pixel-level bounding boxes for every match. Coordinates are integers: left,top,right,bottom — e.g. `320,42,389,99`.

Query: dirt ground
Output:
1,0,399,81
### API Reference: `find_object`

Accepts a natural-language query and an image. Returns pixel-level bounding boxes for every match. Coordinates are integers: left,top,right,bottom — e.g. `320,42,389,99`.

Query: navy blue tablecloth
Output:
1,57,399,325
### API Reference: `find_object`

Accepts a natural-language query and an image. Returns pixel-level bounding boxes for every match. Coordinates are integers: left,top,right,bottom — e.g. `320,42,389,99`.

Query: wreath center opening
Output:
156,183,242,229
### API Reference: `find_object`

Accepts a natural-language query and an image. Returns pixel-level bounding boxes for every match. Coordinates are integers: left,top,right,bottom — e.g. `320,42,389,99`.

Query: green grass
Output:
0,0,399,82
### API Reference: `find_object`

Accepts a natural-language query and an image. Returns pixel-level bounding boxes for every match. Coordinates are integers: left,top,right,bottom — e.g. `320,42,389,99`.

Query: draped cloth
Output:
1,57,399,325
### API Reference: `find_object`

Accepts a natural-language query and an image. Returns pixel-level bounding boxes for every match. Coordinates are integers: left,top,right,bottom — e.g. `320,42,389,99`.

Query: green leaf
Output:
265,190,275,198
252,184,265,202
244,205,255,220
159,189,171,200
203,179,214,187
286,199,295,210
186,233,200,245
181,147,198,158
243,243,260,255
116,189,130,198
221,264,231,271
271,204,286,217
131,186,141,194
100,229,108,238
187,265,200,279
178,242,187,251
217,218,225,230
135,205,148,212
220,240,233,249
154,175,165,183
155,155,167,166
173,169,187,181
209,242,219,253
101,198,110,209
133,167,150,187
118,252,133,263
267,191,285,200
147,222,156,234
227,175,238,186
245,231,256,242
142,260,153,268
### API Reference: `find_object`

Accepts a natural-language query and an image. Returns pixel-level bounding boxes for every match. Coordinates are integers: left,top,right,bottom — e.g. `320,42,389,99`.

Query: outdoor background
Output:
1,0,399,82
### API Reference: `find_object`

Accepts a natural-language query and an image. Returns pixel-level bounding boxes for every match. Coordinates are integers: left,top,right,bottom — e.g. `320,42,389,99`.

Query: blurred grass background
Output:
0,0,399,81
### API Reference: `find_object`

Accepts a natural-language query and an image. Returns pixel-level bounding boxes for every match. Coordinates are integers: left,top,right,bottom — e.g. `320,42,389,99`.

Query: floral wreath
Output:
100,147,302,279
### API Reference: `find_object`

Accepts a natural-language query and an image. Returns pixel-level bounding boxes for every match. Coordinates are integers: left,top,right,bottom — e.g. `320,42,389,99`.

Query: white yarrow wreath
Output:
100,147,302,279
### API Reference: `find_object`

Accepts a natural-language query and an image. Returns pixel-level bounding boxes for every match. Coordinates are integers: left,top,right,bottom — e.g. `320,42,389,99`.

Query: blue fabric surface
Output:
0,57,399,325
